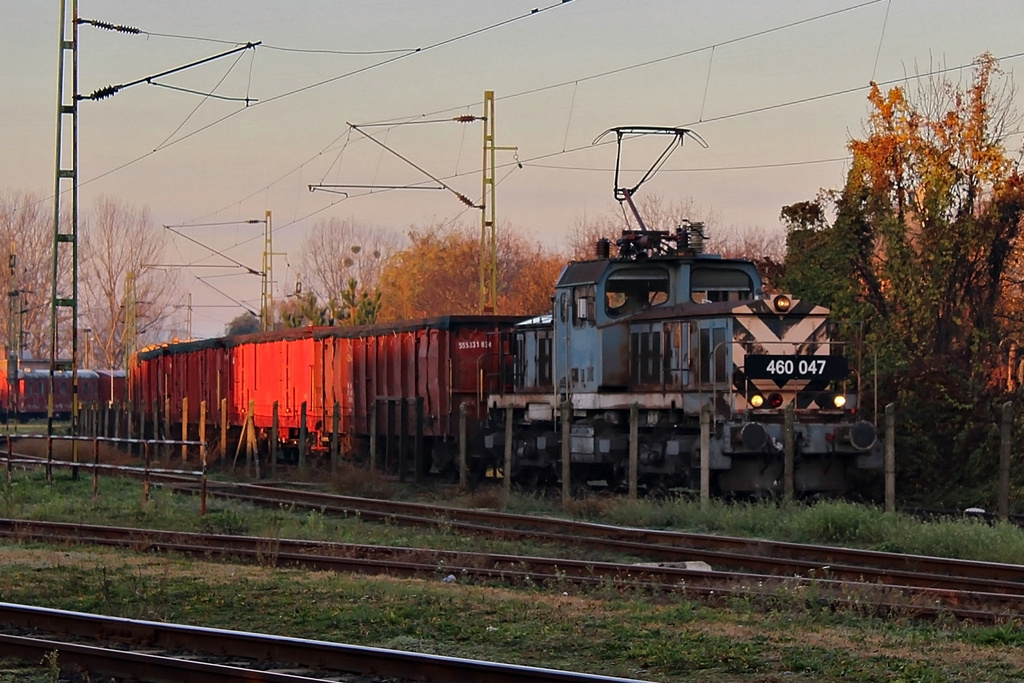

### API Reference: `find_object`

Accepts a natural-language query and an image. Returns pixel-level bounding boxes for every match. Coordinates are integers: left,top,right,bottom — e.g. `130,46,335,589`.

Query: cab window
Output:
690,267,754,303
605,269,670,317
573,285,596,327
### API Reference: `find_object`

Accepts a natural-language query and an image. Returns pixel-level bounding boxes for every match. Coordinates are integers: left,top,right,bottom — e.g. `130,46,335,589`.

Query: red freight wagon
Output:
133,337,231,434
227,330,321,437
128,315,522,471
344,316,522,461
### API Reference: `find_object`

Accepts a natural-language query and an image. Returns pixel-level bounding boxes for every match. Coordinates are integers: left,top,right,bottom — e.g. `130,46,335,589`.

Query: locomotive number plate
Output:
744,355,848,380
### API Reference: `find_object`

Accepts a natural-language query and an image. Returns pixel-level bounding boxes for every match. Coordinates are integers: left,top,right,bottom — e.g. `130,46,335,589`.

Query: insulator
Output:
86,85,121,101
453,115,478,123
594,238,610,259
455,193,477,208
81,19,141,34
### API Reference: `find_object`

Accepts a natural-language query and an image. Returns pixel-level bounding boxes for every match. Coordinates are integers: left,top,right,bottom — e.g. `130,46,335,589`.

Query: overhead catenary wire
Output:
190,0,959,236
55,2,1020,330
77,41,260,102
343,124,482,208
194,276,258,316
361,0,889,126
65,1,572,212
163,225,263,276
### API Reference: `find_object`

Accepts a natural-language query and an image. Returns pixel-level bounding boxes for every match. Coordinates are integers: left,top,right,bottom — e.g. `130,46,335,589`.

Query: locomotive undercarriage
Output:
484,399,881,496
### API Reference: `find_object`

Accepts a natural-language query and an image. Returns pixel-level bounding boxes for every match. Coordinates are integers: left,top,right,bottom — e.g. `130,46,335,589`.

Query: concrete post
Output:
561,401,571,507
459,402,468,489
885,402,896,513
271,401,279,478
784,402,795,502
503,405,514,505
299,401,308,472
628,403,639,500
1000,401,1012,521
700,402,711,508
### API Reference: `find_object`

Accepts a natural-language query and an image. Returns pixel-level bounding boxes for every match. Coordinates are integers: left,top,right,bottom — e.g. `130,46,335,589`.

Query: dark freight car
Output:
129,316,522,472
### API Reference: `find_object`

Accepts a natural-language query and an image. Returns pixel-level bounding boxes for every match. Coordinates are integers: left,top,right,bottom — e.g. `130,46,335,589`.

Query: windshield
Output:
605,269,670,316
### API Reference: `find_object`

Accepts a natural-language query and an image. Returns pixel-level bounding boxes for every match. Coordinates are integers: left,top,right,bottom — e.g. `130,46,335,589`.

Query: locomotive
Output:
478,126,881,495
481,223,881,495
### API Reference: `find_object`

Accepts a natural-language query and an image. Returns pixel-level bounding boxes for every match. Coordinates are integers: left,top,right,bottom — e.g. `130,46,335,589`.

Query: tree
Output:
778,54,1024,501
300,216,397,295
80,197,177,369
377,222,565,321
0,191,60,360
713,225,786,292
279,290,331,328
783,54,1024,370
338,277,382,326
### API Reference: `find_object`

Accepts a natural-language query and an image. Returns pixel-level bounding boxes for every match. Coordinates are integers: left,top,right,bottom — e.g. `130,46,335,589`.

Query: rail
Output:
0,517,1018,622
0,602,648,682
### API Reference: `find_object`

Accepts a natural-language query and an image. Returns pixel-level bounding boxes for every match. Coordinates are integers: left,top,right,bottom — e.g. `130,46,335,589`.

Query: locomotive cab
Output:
551,231,761,397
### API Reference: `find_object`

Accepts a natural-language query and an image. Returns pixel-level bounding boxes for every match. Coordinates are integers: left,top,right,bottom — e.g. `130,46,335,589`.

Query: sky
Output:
3,1,1023,340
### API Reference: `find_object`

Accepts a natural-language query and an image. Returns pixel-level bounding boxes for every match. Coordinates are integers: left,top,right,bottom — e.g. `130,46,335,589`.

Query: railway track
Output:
0,517,1018,622
0,602,647,682
4,455,1023,621
157,476,1024,586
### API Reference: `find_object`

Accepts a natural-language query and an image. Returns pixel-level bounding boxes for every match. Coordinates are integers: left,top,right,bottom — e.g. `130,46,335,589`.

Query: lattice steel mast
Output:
478,91,517,314
49,0,80,468
6,246,21,414
261,210,282,332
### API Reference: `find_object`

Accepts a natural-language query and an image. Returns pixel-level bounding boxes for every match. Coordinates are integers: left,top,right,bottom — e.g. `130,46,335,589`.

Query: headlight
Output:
773,295,791,313
749,394,764,408
833,394,847,408
768,392,784,408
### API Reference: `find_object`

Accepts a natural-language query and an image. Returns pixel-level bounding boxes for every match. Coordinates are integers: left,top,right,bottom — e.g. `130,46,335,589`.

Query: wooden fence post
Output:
92,437,99,499
369,400,378,474
331,401,340,475
219,397,228,461
200,400,207,517
398,399,407,482
142,441,151,506
181,396,189,462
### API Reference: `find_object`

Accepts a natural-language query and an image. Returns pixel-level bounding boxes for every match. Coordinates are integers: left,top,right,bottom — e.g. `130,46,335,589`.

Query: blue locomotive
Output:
484,223,880,495
482,126,880,495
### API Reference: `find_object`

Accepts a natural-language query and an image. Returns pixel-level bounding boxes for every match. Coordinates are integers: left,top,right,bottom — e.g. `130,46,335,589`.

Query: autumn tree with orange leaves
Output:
780,54,1024,501
376,223,565,321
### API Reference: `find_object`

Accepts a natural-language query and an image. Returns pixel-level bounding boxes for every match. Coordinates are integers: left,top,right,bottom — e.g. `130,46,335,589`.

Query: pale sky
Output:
3,1,1023,338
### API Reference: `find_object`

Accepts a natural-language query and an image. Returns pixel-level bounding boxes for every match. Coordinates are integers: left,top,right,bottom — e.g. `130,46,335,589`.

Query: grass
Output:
0,543,1020,682
1,466,1024,681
